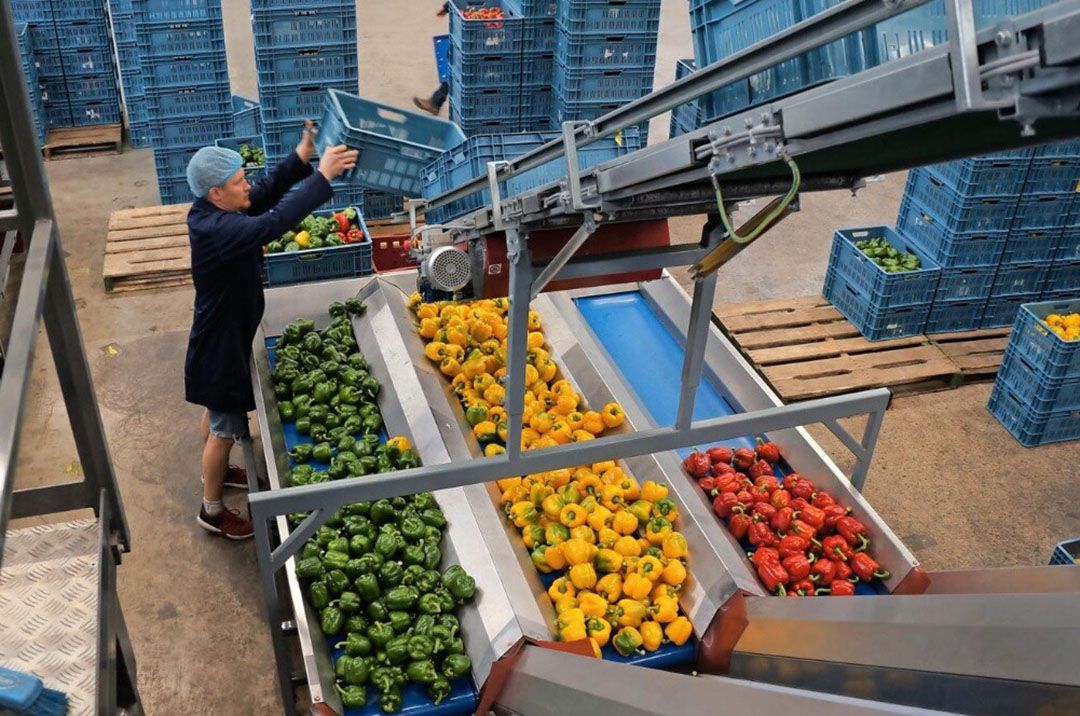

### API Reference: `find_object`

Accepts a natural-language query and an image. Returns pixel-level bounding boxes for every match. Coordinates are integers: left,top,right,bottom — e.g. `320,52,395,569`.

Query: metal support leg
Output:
821,400,886,492
504,227,531,461
562,121,597,211
530,215,597,300
675,271,718,430
253,512,299,716
946,0,986,111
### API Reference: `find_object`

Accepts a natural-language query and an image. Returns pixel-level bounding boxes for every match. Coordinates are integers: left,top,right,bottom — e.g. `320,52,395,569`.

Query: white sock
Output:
203,499,224,516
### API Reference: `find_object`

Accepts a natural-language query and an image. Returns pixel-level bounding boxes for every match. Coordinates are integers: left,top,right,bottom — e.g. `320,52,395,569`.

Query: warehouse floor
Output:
5,1,1079,713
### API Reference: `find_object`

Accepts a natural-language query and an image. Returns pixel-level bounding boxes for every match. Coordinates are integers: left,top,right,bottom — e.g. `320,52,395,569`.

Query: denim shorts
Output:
209,410,249,440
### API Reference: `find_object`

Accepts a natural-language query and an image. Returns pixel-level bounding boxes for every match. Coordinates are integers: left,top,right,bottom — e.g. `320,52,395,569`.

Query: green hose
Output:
713,156,802,244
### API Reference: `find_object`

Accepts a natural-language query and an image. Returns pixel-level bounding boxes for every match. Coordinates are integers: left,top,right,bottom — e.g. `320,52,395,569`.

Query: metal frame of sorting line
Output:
0,1,142,713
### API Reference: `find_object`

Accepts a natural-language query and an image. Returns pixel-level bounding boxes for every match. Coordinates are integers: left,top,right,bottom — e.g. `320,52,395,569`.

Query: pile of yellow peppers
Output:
410,295,693,658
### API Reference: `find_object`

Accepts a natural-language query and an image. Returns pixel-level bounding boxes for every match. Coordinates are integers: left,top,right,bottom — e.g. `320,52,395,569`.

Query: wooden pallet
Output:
715,296,1007,401
43,124,122,160
102,204,192,293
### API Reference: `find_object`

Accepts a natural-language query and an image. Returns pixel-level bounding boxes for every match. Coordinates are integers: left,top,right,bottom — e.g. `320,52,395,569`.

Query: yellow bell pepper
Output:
424,342,448,362
651,582,678,602
565,411,585,430
559,621,587,642
558,483,582,504
621,572,652,601
521,524,545,549
586,617,612,648
627,500,653,525
577,592,608,618
570,525,596,544
664,616,693,646
662,532,689,560
544,522,570,546
652,498,680,524
569,563,597,590
613,599,647,628
581,411,605,435
485,443,506,458
594,548,623,574
599,484,624,511
559,503,588,528
528,482,551,507
509,501,539,527
483,383,505,406
640,621,663,652
561,538,595,566
601,402,625,428
529,411,554,434
554,596,578,614
617,475,641,501
557,607,585,628
540,542,564,571
636,555,665,582
549,468,572,488
530,545,553,573
541,494,565,520
613,535,641,558
645,517,673,545
474,420,498,443
586,505,613,531
641,480,668,502
595,573,622,603
596,527,620,548
611,511,639,536
294,230,311,248
650,596,679,624
612,626,643,656
579,495,600,514
547,577,576,602
496,476,522,493
662,559,688,587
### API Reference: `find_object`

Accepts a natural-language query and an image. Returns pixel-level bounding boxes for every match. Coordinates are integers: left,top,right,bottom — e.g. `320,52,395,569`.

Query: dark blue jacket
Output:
184,152,332,413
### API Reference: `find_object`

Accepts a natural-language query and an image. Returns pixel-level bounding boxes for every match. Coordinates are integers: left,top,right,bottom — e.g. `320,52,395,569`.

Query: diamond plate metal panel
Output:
1,519,100,715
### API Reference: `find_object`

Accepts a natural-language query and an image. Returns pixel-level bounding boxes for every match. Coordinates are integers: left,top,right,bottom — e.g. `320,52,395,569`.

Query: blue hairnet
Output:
186,146,244,198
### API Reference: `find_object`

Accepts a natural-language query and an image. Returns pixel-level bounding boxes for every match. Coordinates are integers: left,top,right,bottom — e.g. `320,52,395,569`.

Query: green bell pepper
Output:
378,560,404,588
401,564,425,586
295,417,312,436
348,353,369,371
441,653,472,680
321,605,344,636
295,557,324,581
345,297,366,315
367,600,389,623
432,588,456,613
324,412,342,430
416,570,441,594
379,687,402,714
291,375,314,397
368,621,394,648
424,525,443,545
294,394,312,418
273,382,291,402
361,376,381,398
363,414,384,435
326,537,349,555
400,516,426,542
337,385,361,405
336,435,356,454
346,501,371,516
396,449,420,470
375,533,402,560
345,614,370,635
322,550,350,573
416,593,442,614
422,543,442,571
329,301,348,318
357,552,383,575
303,333,322,353
288,444,313,463
388,611,412,635
406,659,439,685
402,544,425,566
343,415,363,435
340,632,372,657
326,461,349,481
412,614,436,638
412,492,438,511
359,456,379,475
326,570,351,595
342,654,370,686
427,676,451,706
335,683,366,709
384,585,419,611
349,533,373,556
436,614,460,635
444,637,465,656
421,508,447,529
385,635,410,665
338,591,362,614
407,634,435,661
278,400,296,421
311,442,333,463
354,573,380,603
308,581,330,610
301,539,321,561
442,565,476,603
371,499,396,525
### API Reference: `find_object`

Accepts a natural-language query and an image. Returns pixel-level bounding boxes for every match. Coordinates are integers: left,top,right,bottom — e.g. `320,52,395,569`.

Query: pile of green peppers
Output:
294,493,477,712
854,236,923,273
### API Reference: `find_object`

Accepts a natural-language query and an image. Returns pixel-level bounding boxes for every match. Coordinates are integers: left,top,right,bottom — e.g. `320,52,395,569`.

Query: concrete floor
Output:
6,0,1079,713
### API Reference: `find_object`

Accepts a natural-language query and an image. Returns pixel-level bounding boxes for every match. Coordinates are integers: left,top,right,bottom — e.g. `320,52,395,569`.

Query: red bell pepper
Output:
753,474,778,492
748,522,779,548
714,473,739,494
750,483,772,503
791,478,816,500
712,462,736,477
782,553,813,582
334,231,348,244
729,510,753,540
826,579,855,596
769,488,791,511
755,438,781,464
333,212,350,233
781,474,800,491
732,448,756,471
751,502,777,523
811,490,836,508
707,446,733,465
810,557,836,583
787,518,818,540
770,506,794,533
347,227,363,244
735,489,756,508
697,476,718,493
712,492,740,519
822,504,849,530
789,497,811,512
682,451,711,479
795,504,827,530
822,535,853,562
834,560,854,582
748,459,775,479
750,547,780,568
849,552,890,582
756,559,789,595
777,534,810,559
791,578,816,596
836,516,871,551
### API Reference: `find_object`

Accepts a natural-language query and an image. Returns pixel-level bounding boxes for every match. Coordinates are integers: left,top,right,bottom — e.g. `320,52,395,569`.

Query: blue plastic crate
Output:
503,0,557,15
992,262,1050,298
522,51,555,85
35,49,115,78
998,346,1080,413
116,42,141,72
1035,139,1080,159
1050,538,1080,565
828,226,940,308
1012,192,1073,231
260,119,305,159
982,295,1029,328
255,43,359,87
69,99,121,127
926,155,1030,196
136,19,226,59
558,0,662,35
823,268,930,340
258,82,356,124
152,145,202,177
903,168,1019,234
41,74,118,104
156,172,194,204
455,116,530,135
523,17,556,52
363,191,404,219
111,13,138,45
13,0,51,24
53,18,111,50
214,136,267,181
149,114,233,147
1023,157,1080,194
700,79,752,122
797,0,874,85
134,0,222,23
252,5,357,49
522,84,554,122
143,54,230,89
43,100,73,130
897,196,1008,267
449,0,524,57
232,95,261,136
126,96,150,125
926,299,986,333
54,0,110,20
144,84,232,118
1057,230,1080,262
987,381,1080,447
263,234,373,287
670,58,703,138
250,0,356,8
554,63,653,104
120,68,145,97
129,120,153,148
318,89,468,196
451,84,526,122
434,34,451,83
111,0,134,13
1007,299,1080,378
556,29,658,70
1003,227,1062,264
1046,260,1080,294
935,265,996,301
452,51,523,87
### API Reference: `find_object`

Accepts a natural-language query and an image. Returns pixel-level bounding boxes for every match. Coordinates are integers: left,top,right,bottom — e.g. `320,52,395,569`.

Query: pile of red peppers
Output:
682,441,890,597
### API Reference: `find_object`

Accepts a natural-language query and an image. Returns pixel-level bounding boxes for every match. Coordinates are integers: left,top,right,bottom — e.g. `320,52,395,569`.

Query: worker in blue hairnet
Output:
184,121,358,540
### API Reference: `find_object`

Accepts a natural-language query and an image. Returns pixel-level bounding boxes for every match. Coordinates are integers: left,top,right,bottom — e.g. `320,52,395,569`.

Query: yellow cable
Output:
713,156,802,244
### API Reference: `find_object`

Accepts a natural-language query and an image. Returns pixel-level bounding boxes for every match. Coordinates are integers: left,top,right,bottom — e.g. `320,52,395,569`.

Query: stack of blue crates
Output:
551,0,659,138
15,24,46,145
1029,141,1080,302
252,0,364,210
133,0,233,205
14,0,120,133
989,298,1080,446
108,0,151,148
669,59,702,138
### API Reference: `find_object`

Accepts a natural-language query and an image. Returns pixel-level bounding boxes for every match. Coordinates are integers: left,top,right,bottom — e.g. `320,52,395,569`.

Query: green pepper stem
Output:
873,569,891,579
855,534,871,552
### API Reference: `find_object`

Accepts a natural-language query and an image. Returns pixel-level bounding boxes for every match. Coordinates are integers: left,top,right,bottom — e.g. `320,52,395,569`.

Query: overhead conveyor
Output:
242,0,1080,714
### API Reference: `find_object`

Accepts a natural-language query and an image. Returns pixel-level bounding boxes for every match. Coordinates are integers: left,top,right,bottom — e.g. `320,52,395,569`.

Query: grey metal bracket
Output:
529,213,598,300
487,159,511,231
946,0,989,111
822,412,887,492
562,120,599,211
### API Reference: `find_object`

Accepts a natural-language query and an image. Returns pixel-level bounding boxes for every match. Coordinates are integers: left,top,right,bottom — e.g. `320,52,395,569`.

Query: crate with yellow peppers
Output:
410,295,695,662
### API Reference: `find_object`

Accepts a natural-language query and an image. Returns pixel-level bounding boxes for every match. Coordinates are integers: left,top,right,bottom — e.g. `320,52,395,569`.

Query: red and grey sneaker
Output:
201,465,249,490
196,506,254,540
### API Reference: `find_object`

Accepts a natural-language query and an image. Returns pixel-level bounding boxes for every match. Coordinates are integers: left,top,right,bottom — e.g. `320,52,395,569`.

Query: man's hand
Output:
295,119,318,163
318,145,360,182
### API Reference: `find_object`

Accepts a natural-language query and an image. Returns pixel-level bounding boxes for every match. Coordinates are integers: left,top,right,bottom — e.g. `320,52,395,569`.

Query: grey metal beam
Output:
537,243,708,282
0,208,17,232
503,227,531,462
529,215,596,299
11,480,95,519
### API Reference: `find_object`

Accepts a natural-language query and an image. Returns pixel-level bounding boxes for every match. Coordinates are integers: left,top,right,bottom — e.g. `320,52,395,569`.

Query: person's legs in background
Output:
197,411,254,539
200,408,248,489
414,81,449,116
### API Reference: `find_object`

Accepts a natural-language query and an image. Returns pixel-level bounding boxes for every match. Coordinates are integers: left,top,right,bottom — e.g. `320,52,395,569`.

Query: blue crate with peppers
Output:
682,442,891,596
262,207,373,287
